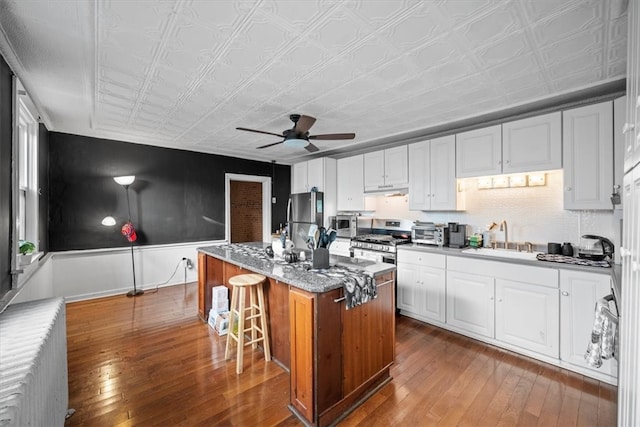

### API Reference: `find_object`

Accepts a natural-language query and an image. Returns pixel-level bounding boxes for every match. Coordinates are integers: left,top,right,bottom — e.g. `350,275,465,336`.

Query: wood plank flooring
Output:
65,282,616,426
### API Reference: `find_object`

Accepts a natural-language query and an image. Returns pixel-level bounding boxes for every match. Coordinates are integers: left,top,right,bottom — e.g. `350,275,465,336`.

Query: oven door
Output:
352,248,396,265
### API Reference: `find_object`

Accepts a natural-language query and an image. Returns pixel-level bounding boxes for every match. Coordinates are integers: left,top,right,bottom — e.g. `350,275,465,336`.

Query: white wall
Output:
369,170,623,263
10,241,221,304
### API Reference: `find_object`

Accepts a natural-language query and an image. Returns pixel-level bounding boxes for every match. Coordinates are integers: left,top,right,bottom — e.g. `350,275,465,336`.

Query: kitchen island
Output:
197,242,396,427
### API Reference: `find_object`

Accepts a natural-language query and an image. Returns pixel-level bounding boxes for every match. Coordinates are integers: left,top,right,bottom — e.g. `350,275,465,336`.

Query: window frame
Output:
11,77,39,282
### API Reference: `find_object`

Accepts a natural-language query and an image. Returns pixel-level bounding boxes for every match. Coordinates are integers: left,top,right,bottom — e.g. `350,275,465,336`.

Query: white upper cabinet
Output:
291,158,328,193
456,125,502,178
456,113,562,179
364,146,408,192
337,154,365,211
614,97,627,211
502,112,562,174
408,135,462,211
563,101,614,210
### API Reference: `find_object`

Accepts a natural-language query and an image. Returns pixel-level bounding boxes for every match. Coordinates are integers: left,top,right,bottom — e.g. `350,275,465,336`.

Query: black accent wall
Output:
0,54,13,300
48,132,290,251
38,123,49,254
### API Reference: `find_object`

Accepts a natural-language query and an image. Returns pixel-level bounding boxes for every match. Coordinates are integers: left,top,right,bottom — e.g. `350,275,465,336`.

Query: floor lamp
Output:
103,175,143,297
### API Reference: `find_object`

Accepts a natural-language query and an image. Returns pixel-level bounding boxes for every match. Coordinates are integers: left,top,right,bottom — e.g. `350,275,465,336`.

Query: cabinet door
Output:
363,150,385,191
456,125,502,178
446,271,494,338
306,158,324,191
430,135,458,211
408,140,430,210
563,102,614,210
337,155,365,211
289,288,314,421
397,262,419,313
417,265,446,323
342,274,395,395
560,270,617,378
502,112,561,173
292,162,308,193
614,97,627,214
495,279,559,358
384,146,408,187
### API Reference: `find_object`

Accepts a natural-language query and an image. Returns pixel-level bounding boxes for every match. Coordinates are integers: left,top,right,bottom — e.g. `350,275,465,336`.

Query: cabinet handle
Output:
334,296,346,303
490,296,494,301
498,161,502,165
562,291,569,296
566,187,572,192
622,123,635,134
498,298,502,302
505,160,510,164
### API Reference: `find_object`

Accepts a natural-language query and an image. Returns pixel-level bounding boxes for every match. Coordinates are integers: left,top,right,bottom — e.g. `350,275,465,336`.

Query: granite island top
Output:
198,242,395,293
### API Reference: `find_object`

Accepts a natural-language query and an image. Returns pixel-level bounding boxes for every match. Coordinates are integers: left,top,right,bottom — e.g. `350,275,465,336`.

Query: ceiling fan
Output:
236,114,355,153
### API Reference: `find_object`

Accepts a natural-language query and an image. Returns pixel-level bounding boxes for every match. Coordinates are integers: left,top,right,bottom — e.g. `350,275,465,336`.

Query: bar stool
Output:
225,273,271,374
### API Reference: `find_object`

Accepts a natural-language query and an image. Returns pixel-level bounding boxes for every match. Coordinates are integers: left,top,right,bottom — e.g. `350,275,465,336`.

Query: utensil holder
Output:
312,248,330,269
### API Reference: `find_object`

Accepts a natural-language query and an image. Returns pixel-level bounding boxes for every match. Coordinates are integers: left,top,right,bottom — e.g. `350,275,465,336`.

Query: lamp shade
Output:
283,138,308,148
114,175,135,186
101,216,116,226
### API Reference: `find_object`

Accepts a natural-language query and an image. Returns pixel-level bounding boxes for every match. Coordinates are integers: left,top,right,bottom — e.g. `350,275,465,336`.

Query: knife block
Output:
312,248,330,269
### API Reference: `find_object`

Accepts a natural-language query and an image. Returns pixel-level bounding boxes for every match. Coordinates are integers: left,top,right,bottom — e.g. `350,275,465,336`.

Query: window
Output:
15,81,39,255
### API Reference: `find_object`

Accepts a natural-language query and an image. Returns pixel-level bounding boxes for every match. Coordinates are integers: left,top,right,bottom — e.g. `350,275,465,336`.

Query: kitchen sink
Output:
461,247,540,261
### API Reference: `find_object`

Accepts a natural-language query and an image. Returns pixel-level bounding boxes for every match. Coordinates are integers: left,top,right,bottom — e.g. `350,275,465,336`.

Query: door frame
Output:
225,173,272,243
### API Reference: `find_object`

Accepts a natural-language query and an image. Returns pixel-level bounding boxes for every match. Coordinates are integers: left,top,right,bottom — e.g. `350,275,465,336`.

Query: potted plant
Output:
18,240,37,265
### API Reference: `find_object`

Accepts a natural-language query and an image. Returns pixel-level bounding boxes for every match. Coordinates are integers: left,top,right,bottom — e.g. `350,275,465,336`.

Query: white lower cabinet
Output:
495,279,559,358
446,270,494,338
397,251,446,323
560,270,617,379
446,256,561,359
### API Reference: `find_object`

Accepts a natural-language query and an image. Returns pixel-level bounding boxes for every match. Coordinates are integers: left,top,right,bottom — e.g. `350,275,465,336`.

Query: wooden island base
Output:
198,251,396,426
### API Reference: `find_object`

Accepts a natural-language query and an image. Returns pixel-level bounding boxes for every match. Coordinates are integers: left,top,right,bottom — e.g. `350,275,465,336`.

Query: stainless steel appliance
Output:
411,221,448,246
287,192,323,250
350,219,412,264
578,235,615,261
447,222,468,248
330,214,372,238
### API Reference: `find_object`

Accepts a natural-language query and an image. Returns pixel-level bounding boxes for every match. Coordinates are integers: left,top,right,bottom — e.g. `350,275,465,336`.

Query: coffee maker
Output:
448,223,467,248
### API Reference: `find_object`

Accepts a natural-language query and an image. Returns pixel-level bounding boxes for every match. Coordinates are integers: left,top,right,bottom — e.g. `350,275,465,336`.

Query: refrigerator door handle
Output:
286,197,292,223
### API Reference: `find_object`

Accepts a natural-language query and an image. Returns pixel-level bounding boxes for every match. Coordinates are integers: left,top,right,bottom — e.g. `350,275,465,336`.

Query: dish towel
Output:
585,297,618,368
343,274,376,310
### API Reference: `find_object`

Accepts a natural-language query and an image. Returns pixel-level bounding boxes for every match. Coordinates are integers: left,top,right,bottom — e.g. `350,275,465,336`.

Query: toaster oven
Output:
411,222,448,246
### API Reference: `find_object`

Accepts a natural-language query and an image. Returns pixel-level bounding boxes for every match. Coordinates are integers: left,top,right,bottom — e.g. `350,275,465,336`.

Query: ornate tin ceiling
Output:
0,0,629,164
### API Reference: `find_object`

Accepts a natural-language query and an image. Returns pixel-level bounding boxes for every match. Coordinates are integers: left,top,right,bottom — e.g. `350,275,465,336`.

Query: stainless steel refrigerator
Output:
287,191,324,250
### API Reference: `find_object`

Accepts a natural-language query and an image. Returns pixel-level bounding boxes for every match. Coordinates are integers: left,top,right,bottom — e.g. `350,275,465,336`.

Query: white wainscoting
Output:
11,241,222,304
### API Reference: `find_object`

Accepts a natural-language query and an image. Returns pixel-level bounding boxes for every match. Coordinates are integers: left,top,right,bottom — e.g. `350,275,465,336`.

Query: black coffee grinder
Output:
448,223,467,248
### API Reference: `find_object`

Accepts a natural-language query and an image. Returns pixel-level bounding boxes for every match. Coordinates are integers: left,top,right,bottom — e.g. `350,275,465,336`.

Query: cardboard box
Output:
211,298,228,314
213,311,230,336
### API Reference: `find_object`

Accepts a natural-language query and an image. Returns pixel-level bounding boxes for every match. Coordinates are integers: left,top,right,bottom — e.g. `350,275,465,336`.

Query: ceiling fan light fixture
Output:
283,138,308,148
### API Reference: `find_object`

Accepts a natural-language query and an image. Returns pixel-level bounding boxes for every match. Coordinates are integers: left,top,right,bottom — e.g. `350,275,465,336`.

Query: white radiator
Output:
0,298,69,426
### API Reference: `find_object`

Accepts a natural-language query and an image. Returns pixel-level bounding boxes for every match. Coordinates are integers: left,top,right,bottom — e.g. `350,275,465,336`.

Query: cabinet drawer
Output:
447,256,558,288
398,250,445,268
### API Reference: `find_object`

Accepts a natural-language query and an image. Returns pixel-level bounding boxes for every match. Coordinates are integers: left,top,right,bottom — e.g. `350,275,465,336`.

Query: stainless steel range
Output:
350,219,413,264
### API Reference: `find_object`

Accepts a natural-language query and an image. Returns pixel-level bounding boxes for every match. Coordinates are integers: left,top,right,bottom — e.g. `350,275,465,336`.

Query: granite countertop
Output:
198,242,395,294
398,244,622,298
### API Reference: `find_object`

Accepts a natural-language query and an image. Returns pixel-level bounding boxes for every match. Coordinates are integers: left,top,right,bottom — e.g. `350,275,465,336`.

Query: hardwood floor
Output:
65,282,616,426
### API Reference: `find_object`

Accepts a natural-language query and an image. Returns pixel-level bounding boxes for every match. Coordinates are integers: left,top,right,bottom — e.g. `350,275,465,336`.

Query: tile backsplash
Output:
367,171,623,264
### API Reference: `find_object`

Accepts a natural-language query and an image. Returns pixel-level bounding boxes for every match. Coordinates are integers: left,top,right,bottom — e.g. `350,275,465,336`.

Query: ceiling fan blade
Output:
309,133,355,140
236,127,283,138
305,143,320,153
295,115,316,133
257,140,285,149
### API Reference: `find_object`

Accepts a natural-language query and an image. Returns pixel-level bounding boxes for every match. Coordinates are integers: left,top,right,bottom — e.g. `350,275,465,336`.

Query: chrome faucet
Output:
500,220,508,249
